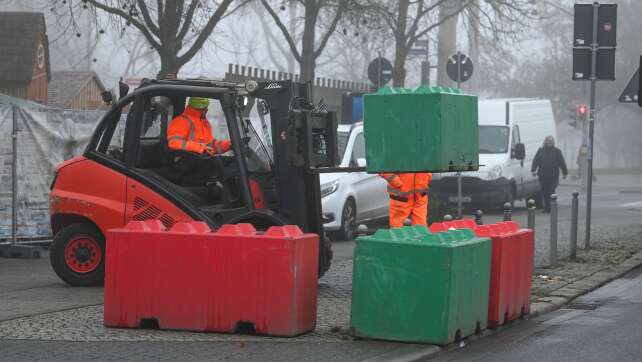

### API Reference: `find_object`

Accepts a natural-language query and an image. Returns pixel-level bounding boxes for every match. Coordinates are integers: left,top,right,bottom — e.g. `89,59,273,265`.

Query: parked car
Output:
320,122,388,241
431,98,557,210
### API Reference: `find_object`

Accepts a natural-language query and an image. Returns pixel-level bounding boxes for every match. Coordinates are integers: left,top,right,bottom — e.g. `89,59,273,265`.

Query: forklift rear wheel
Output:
50,223,105,287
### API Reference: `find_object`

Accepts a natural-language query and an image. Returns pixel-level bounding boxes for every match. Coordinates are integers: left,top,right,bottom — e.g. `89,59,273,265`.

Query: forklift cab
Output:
50,78,337,286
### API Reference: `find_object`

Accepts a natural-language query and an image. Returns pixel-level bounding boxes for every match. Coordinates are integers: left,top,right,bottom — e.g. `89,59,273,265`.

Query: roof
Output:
0,12,50,84
48,71,107,108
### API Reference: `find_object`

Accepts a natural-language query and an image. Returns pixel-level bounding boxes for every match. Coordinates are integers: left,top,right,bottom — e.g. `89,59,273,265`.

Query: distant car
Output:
320,123,388,241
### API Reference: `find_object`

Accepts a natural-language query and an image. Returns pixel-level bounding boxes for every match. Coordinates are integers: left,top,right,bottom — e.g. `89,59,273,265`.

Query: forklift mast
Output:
252,80,338,236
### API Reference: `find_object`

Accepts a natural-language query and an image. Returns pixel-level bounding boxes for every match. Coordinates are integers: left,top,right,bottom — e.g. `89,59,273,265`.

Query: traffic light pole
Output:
456,51,463,219
585,3,599,249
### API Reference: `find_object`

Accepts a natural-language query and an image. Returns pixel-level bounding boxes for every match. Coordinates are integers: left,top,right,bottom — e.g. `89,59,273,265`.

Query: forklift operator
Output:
167,97,232,186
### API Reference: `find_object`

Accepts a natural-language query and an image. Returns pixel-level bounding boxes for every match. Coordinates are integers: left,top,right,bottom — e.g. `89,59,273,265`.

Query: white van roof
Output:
478,98,551,126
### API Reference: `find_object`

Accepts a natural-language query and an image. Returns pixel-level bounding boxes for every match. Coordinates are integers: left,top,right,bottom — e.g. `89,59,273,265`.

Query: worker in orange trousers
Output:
379,172,433,228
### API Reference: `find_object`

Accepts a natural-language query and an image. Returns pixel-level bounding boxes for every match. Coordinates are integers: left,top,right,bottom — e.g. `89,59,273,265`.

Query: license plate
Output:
449,196,472,203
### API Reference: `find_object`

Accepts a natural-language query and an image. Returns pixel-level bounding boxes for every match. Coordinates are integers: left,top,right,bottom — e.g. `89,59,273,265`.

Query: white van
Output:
431,99,557,209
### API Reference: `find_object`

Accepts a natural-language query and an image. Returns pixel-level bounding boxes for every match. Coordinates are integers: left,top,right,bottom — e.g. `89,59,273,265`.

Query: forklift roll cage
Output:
79,78,348,276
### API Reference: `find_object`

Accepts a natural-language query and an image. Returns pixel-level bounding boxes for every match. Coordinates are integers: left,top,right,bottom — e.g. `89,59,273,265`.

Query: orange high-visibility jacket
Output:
167,106,225,154
379,173,433,201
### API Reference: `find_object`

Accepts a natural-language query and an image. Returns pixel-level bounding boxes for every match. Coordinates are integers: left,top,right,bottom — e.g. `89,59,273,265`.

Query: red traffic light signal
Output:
577,104,588,120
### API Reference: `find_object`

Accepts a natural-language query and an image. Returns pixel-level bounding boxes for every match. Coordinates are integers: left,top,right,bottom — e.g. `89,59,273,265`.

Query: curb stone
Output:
527,250,642,319
361,345,440,362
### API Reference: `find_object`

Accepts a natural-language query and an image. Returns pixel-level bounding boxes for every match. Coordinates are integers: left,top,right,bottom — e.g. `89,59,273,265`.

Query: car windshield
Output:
337,131,350,159
479,125,509,154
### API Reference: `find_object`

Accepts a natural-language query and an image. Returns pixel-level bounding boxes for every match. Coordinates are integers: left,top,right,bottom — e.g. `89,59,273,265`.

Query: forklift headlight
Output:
321,180,340,198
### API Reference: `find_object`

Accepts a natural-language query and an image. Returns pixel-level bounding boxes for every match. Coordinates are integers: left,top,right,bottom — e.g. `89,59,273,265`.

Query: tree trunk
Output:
158,51,180,79
437,1,459,87
392,0,410,87
299,1,318,82
467,1,480,93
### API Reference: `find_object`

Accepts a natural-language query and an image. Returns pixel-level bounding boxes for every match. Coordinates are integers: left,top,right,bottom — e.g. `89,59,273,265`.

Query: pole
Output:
585,2,599,249
527,199,536,231
11,104,17,245
377,51,382,89
550,194,558,267
571,191,579,261
456,51,463,219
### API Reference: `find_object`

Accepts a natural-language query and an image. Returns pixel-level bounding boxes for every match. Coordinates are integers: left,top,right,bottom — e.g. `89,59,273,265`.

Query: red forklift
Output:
49,78,347,286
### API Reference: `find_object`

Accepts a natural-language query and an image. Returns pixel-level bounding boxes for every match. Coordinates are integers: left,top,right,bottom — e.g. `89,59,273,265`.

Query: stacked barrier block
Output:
104,221,319,336
351,226,491,345
430,220,534,326
363,86,479,173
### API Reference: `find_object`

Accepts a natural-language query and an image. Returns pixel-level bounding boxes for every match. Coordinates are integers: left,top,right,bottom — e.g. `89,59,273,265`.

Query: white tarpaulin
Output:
0,96,104,239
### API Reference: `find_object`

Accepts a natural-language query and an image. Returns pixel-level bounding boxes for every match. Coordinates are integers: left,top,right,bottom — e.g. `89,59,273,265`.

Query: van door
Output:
510,124,525,197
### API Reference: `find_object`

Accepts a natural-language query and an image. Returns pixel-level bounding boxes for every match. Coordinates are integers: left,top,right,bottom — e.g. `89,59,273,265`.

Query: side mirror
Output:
513,143,526,160
118,79,130,99
101,91,113,104
356,158,367,168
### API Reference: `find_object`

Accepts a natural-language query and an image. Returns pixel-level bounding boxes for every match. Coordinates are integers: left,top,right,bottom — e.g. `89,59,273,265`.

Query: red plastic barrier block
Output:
474,221,533,326
104,222,319,336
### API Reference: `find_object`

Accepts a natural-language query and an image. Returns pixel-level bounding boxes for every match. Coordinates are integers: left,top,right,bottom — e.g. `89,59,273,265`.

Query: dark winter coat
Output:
531,146,568,183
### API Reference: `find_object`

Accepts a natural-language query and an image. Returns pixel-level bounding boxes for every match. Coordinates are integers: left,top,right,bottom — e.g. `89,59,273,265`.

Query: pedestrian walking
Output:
379,172,432,228
531,136,568,213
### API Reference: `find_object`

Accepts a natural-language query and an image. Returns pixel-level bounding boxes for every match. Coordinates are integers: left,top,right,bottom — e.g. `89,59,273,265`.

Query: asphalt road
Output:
434,266,642,362
334,174,642,266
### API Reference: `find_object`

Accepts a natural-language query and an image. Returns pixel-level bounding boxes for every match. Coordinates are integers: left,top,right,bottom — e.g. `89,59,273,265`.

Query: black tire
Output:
333,198,357,241
318,233,333,278
50,223,105,287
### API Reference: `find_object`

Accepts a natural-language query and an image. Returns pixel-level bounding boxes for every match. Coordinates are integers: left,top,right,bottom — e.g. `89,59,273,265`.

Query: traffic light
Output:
577,104,588,121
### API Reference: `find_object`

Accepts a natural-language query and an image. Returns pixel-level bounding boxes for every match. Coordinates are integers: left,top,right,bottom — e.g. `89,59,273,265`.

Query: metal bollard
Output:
527,199,536,231
403,218,412,227
475,210,483,225
444,214,454,222
570,191,579,260
550,194,558,267
503,202,512,221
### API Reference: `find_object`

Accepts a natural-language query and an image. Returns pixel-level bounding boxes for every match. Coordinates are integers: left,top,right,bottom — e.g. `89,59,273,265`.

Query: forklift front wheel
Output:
50,223,105,287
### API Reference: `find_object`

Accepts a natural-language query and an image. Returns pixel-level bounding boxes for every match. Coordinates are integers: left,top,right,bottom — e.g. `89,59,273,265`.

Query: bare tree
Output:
260,0,350,82
50,0,246,78
362,0,471,87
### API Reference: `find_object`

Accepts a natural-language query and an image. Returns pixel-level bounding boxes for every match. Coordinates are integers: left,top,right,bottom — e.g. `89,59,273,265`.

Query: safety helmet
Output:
188,97,209,110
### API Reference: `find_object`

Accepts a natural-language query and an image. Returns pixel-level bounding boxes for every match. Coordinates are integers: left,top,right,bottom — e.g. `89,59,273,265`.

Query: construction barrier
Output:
363,86,479,173
351,226,491,345
430,219,534,326
104,221,319,336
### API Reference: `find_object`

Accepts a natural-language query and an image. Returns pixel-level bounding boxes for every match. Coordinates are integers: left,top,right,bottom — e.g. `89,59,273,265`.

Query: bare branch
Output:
177,0,235,66
176,0,199,42
136,0,160,36
86,0,161,50
260,0,302,62
314,1,348,59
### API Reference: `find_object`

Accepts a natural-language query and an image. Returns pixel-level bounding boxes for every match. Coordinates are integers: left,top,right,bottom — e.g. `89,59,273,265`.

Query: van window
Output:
479,125,509,154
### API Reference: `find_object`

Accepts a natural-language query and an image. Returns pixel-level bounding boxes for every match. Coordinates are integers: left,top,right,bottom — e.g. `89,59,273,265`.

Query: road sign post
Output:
573,2,617,248
368,55,393,89
446,52,473,219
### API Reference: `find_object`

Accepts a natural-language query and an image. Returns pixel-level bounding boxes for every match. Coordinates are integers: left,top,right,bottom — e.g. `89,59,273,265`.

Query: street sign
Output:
446,52,473,84
367,57,393,88
572,48,615,80
414,39,429,47
408,48,427,56
618,68,639,103
574,3,617,47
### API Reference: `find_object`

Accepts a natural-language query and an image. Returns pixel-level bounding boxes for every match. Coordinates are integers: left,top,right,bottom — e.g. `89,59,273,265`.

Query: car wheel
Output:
335,198,357,241
50,223,105,287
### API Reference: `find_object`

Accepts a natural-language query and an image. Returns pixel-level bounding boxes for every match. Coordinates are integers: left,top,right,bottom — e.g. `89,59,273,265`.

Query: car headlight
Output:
486,165,503,180
320,179,340,198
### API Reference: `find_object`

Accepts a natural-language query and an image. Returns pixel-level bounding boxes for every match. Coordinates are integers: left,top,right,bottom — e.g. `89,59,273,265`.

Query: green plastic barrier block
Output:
350,226,491,345
364,86,479,173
